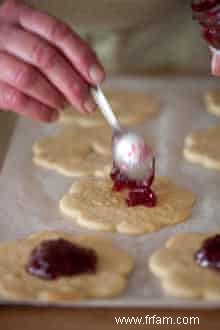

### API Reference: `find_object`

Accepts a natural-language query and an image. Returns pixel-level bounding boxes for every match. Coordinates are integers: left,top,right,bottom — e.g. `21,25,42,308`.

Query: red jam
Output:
195,235,220,271
26,239,97,280
110,158,157,207
192,0,220,49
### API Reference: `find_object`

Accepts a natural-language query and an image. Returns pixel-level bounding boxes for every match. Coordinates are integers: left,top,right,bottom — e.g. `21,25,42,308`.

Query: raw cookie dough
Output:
205,90,220,116
0,231,133,302
149,233,220,300
184,126,220,170
59,89,159,127
33,127,112,177
60,177,195,235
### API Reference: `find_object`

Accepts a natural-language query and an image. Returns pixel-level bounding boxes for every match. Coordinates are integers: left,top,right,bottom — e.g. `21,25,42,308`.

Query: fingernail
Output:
51,111,59,121
84,95,97,113
89,65,105,84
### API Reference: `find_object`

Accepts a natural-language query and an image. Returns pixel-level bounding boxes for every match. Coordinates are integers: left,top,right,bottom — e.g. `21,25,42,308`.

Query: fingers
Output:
0,81,58,122
0,0,21,24
0,1,102,112
0,24,96,113
0,51,65,109
18,3,105,85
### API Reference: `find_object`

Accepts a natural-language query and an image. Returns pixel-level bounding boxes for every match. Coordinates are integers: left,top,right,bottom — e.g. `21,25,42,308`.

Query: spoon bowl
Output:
91,86,154,181
112,128,154,181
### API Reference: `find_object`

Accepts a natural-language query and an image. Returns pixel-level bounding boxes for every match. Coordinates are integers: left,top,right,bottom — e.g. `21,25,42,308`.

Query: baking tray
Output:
1,77,220,309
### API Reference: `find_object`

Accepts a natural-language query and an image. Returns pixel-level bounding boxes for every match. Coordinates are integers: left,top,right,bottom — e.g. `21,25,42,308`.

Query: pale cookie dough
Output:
59,89,159,127
149,233,220,300
0,231,133,302
184,126,220,170
33,127,112,177
60,177,195,235
205,90,220,116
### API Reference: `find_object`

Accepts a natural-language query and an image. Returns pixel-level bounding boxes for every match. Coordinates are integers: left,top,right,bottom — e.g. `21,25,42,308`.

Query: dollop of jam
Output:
195,234,220,271
191,0,220,49
26,239,98,280
110,158,157,207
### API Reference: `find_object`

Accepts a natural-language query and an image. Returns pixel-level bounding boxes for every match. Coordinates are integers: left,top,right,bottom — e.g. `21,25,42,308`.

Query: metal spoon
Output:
91,86,154,182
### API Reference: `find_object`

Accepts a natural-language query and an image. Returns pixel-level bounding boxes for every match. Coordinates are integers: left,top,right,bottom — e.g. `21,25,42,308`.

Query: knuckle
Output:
71,81,86,99
37,103,47,115
37,104,53,122
3,88,25,108
14,66,36,88
50,21,71,43
77,43,92,64
32,43,58,70
76,43,97,69
0,23,11,37
0,0,19,17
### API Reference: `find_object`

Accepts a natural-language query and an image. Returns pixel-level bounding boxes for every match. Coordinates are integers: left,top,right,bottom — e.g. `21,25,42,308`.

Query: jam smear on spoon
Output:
195,234,220,271
110,158,157,207
26,238,97,280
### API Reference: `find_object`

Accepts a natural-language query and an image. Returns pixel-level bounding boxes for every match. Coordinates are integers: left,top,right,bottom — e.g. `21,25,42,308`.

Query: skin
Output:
211,52,220,76
0,1,217,122
0,0,105,122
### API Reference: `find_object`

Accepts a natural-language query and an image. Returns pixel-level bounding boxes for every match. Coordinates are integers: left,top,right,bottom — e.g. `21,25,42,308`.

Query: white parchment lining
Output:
0,77,220,308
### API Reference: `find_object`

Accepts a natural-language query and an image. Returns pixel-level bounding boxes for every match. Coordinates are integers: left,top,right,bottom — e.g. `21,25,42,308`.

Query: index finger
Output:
18,3,105,85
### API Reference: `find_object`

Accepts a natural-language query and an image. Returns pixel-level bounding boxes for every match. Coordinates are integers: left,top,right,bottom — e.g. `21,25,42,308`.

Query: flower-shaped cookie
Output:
205,89,220,116
33,127,112,177
149,233,220,300
60,177,195,235
0,231,133,302
59,89,159,127
184,126,220,170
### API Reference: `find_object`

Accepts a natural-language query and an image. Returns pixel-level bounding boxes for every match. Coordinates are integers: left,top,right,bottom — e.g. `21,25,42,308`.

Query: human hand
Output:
0,0,105,122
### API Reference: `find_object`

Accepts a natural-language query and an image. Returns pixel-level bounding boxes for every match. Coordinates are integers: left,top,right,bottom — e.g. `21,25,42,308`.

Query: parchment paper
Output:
1,77,220,308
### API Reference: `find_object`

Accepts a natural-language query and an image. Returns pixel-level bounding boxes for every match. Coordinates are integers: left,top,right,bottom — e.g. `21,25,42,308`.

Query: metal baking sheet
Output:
1,77,220,309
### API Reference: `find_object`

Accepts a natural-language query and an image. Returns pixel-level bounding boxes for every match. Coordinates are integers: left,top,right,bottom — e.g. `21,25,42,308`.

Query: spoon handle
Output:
91,86,121,131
